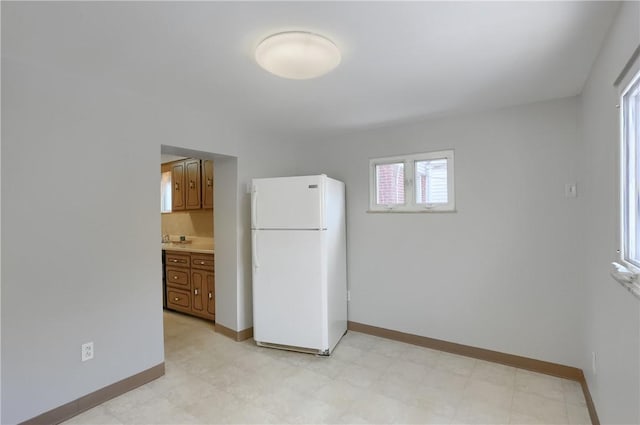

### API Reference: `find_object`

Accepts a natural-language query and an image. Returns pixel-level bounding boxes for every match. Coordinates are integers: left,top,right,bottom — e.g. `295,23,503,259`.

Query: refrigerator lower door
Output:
252,229,327,352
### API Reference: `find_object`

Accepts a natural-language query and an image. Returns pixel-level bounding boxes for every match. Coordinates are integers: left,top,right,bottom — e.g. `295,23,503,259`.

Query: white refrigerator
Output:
251,174,347,355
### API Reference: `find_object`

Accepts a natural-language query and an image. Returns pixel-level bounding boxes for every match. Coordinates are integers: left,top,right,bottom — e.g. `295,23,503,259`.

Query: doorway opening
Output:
159,144,239,354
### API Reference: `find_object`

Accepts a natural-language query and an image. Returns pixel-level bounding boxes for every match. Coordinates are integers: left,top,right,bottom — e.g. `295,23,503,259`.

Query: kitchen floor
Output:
64,311,591,424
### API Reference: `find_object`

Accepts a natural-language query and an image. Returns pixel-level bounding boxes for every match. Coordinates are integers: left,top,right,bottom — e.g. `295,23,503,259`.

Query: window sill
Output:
366,209,457,214
611,262,640,300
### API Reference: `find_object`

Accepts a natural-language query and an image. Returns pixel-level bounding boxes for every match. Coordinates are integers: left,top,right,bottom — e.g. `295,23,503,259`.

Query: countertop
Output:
162,236,214,254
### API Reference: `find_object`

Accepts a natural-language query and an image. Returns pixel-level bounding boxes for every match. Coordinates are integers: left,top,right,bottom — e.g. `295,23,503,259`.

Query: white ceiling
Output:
2,1,620,140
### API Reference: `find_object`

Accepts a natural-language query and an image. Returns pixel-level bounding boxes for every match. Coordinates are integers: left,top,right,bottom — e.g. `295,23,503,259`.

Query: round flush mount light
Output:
255,31,341,80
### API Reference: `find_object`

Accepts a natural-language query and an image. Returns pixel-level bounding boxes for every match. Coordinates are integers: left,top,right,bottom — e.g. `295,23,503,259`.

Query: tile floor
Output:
64,311,591,424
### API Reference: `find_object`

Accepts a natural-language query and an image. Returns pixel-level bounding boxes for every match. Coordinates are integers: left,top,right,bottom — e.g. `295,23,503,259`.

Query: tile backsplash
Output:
161,209,213,238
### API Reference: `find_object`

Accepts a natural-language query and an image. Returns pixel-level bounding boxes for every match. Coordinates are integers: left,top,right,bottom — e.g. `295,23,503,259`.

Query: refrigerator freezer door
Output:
252,175,325,230
252,229,327,351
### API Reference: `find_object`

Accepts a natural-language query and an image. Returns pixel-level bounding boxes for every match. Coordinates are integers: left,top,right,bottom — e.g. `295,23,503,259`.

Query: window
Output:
621,69,640,268
369,150,455,212
161,170,172,213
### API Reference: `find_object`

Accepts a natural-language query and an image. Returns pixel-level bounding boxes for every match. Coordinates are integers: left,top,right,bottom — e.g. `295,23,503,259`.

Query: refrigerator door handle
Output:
252,231,259,270
320,179,326,229
251,186,258,229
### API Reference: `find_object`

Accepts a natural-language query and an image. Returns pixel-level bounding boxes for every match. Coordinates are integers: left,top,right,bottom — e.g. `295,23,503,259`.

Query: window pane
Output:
376,162,405,205
623,74,640,266
161,171,172,213
415,159,448,204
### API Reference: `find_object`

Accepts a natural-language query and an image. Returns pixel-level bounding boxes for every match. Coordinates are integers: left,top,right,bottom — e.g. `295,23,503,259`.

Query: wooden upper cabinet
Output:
171,162,186,211
202,160,214,209
185,159,201,210
165,158,212,211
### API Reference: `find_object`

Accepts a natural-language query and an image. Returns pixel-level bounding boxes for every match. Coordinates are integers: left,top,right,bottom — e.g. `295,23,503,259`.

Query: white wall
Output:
580,2,640,423
294,97,584,367
0,54,299,423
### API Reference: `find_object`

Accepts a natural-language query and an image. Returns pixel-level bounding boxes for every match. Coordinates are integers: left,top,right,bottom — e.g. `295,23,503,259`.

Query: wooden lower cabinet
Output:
191,269,215,320
165,250,215,321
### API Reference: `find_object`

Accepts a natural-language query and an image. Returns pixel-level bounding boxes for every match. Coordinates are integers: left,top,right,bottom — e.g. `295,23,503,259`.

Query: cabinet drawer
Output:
165,252,190,268
166,268,189,287
167,288,190,312
191,254,214,270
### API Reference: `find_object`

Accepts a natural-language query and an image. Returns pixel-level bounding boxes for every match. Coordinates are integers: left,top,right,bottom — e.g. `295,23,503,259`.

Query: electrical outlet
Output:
347,290,351,302
565,183,578,198
82,342,94,362
592,351,597,375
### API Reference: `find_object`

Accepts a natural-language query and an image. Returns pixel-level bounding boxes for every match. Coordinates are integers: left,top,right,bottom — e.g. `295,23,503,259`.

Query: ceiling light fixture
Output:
255,31,341,80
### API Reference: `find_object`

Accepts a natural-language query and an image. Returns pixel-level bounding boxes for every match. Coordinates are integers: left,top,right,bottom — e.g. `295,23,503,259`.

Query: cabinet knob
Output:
194,289,199,295
200,261,205,265
207,179,213,187
189,180,195,189
208,293,212,300
174,297,180,301
175,183,180,191
172,259,178,263
173,276,178,279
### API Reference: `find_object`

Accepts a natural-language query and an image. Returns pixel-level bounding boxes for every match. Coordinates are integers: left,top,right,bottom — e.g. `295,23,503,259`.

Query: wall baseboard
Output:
580,378,600,425
215,323,253,341
20,363,165,425
348,321,599,425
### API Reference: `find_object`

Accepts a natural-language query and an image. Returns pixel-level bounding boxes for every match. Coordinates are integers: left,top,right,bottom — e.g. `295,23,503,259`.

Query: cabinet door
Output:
191,269,205,314
185,159,201,210
202,160,214,209
206,272,215,318
171,162,185,211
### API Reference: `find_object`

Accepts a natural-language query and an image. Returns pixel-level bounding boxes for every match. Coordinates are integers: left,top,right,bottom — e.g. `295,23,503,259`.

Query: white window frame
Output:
369,149,455,213
620,67,640,271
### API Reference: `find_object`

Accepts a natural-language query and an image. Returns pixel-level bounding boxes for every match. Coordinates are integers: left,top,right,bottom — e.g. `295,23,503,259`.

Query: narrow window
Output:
622,70,640,267
161,170,172,213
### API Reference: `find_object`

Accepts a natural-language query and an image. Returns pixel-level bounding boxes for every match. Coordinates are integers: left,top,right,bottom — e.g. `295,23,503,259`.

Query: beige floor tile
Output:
435,352,477,377
471,359,517,387
375,372,422,405
462,378,515,410
336,362,383,388
298,355,348,379
100,385,161,419
110,395,202,424
399,403,455,425
567,402,592,425
401,345,442,368
515,369,565,401
422,368,470,392
511,390,569,424
334,412,370,424
340,331,378,351
453,399,511,424
369,338,411,358
405,382,461,418
280,367,333,396
562,379,587,406
352,350,394,371
383,358,430,384
330,344,366,363
347,391,411,423
314,379,364,411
